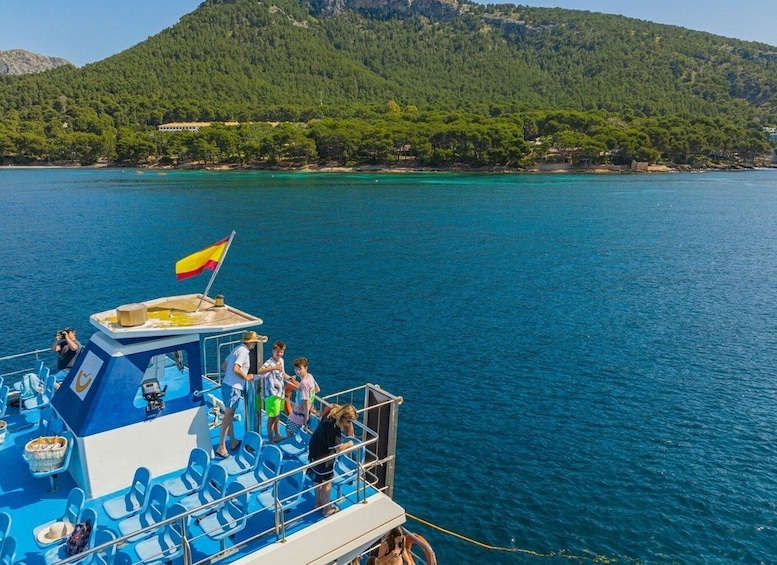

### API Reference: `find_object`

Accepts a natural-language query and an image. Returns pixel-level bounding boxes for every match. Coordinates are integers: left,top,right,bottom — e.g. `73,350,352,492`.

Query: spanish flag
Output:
175,236,230,281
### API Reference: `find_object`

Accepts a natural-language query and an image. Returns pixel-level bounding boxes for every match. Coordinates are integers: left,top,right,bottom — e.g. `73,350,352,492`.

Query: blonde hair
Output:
328,403,357,423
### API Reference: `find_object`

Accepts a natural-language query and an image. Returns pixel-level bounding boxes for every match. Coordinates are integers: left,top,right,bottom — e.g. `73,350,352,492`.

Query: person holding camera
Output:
367,527,416,565
51,327,82,382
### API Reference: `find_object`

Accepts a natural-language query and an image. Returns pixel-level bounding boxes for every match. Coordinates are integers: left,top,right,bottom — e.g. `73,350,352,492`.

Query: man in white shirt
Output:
215,331,260,459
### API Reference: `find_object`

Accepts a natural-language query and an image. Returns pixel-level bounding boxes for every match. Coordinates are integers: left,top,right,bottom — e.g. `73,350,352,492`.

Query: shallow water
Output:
3,168,777,563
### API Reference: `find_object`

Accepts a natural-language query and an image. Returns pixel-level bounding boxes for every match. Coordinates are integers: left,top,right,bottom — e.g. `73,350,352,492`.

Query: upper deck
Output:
0,295,425,565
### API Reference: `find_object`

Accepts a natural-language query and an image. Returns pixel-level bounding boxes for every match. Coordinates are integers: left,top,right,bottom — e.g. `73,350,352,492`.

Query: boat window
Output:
132,349,190,411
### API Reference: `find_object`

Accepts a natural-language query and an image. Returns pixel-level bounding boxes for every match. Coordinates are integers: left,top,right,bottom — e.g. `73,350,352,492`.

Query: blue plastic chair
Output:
256,466,308,514
90,529,117,565
102,467,151,520
177,463,228,518
118,484,169,542
29,431,75,493
133,503,190,565
43,507,97,565
0,386,8,420
0,513,11,557
33,487,86,547
235,444,283,492
15,372,41,403
49,418,65,436
161,447,209,497
198,482,248,552
215,431,263,476
331,437,366,501
22,371,54,411
0,536,15,565
38,406,54,433
11,360,44,401
38,407,65,436
277,429,311,463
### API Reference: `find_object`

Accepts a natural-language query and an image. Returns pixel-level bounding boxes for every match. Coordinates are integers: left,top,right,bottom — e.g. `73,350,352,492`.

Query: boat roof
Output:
89,294,262,339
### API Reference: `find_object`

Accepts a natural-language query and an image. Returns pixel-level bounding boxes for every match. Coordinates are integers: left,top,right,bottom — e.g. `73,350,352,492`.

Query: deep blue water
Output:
4,168,777,564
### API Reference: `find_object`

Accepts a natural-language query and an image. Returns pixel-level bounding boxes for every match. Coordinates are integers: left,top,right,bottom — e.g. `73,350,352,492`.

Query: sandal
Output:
322,504,340,517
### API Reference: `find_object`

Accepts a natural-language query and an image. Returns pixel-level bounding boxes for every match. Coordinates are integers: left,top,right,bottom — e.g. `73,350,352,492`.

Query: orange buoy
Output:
405,532,437,565
283,381,297,415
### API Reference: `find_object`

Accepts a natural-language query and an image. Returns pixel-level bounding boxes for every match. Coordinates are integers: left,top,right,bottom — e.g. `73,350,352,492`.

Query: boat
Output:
0,293,436,565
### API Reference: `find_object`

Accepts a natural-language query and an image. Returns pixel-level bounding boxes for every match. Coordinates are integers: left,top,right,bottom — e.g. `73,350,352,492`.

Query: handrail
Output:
51,384,396,565
115,435,381,565
0,348,51,380
192,384,221,398
200,330,267,385
201,331,242,385
0,348,50,362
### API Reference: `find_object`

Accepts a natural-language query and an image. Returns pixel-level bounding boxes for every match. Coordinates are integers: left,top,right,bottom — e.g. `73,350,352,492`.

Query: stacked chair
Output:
117,484,169,542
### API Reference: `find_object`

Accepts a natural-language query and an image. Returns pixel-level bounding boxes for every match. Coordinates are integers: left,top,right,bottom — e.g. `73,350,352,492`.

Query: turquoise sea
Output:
3,168,777,564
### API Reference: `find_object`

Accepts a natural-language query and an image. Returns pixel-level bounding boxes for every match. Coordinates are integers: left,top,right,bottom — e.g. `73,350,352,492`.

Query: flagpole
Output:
196,230,236,312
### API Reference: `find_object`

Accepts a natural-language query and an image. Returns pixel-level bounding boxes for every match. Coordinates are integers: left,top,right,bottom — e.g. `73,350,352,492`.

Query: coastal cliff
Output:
0,49,71,75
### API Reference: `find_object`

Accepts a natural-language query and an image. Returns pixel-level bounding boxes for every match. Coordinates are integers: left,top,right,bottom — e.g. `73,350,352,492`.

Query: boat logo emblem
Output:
70,351,103,400
75,370,92,393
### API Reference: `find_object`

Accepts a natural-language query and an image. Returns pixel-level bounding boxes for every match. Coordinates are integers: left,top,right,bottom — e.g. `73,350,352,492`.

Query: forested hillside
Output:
1,0,775,168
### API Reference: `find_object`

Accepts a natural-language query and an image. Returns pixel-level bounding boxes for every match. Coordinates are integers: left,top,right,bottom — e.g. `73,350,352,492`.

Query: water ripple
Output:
4,169,777,563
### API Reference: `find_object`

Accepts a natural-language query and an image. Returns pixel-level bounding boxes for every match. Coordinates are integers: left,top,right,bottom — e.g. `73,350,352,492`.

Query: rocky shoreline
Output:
2,160,772,173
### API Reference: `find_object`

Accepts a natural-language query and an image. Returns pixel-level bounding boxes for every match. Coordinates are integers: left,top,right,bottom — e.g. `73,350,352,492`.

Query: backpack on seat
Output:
65,519,92,556
18,373,42,400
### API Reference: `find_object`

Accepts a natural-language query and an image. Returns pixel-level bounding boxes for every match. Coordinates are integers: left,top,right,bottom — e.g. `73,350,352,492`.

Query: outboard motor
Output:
141,377,167,412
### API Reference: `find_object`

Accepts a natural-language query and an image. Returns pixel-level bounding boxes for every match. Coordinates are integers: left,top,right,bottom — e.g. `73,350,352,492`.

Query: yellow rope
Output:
405,513,622,563
406,513,519,552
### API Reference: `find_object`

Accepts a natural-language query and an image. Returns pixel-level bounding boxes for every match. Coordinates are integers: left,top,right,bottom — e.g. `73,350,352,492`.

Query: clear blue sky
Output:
1,0,776,67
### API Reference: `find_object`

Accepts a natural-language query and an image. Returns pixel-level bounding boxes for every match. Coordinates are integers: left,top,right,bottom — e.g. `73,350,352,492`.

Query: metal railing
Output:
53,384,401,565
0,348,51,381
0,348,52,403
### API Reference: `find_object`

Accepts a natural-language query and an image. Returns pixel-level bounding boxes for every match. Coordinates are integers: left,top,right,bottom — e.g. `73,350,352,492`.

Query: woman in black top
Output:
307,403,357,517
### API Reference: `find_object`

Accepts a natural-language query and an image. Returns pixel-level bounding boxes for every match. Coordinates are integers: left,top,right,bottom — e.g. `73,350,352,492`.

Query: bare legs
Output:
217,406,239,457
267,415,282,444
314,480,337,516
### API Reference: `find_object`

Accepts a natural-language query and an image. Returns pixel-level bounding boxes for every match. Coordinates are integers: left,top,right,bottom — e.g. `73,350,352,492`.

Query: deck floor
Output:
0,402,370,565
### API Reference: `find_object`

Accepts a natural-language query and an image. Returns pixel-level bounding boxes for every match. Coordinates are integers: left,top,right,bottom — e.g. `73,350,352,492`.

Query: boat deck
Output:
0,293,428,565
0,366,406,565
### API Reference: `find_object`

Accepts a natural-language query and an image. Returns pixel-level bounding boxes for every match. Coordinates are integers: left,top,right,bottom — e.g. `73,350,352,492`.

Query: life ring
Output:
404,531,437,565
283,381,297,416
